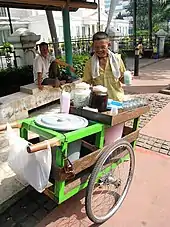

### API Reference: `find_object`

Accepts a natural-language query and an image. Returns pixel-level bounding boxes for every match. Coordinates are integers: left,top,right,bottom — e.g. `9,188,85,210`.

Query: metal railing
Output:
48,35,157,57
0,35,158,69
0,54,15,69
0,46,16,69
48,37,92,57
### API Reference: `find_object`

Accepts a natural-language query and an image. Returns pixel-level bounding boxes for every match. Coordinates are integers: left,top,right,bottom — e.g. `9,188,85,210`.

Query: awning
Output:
0,0,97,11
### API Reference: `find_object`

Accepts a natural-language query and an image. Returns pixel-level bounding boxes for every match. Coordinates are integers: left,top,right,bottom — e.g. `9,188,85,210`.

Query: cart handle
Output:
0,121,21,131
27,137,61,153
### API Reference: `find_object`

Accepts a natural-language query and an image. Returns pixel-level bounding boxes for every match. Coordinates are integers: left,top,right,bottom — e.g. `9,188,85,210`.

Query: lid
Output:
75,82,90,90
93,85,107,93
35,113,88,131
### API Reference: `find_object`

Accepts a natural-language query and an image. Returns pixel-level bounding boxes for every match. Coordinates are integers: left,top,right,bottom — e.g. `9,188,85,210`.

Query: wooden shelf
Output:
70,105,150,126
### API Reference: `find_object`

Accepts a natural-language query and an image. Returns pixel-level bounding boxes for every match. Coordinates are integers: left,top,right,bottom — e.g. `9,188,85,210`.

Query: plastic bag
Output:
6,123,52,193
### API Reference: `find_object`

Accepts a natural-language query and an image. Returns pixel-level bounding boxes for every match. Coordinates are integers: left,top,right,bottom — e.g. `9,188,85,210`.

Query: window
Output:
76,26,80,37
0,8,7,17
100,25,104,31
88,26,90,37
82,27,85,37
92,25,95,34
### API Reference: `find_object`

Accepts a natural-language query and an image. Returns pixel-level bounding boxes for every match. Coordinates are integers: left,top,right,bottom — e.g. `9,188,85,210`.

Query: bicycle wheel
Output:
85,139,135,224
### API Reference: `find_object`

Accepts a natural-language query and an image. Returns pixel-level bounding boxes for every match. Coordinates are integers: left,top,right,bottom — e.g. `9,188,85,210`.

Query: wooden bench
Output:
20,83,58,95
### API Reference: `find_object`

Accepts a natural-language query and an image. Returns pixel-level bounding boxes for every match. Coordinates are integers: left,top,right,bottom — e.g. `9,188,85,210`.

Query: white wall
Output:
111,19,129,36
27,9,130,43
28,19,50,42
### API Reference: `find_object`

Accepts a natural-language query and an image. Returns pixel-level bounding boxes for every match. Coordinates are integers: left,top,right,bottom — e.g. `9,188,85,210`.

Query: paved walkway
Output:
1,147,170,227
124,58,170,94
126,57,161,71
141,102,170,141
36,147,170,227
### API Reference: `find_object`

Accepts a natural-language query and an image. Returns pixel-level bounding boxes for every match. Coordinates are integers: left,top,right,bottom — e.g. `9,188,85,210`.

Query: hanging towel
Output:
91,50,121,79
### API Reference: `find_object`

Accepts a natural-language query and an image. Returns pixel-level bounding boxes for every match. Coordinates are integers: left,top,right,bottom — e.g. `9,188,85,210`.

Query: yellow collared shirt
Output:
82,54,126,102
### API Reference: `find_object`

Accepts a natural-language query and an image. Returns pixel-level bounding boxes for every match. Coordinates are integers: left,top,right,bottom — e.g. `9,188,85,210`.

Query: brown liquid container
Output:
89,90,108,112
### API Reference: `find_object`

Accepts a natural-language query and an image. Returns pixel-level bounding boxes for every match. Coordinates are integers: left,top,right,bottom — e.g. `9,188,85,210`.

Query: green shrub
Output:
0,65,33,97
73,54,90,77
60,54,90,77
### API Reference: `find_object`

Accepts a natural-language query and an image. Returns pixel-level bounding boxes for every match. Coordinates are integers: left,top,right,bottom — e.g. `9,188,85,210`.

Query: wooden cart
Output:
0,105,149,224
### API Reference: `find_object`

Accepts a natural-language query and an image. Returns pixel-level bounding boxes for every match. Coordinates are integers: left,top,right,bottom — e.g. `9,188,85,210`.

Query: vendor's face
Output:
40,45,49,57
93,39,110,58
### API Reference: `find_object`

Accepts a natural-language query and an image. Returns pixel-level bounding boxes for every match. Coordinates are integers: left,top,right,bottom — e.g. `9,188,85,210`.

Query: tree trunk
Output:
46,10,60,57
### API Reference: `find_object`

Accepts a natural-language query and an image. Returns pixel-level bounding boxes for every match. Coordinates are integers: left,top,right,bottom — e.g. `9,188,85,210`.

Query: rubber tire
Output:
85,139,135,224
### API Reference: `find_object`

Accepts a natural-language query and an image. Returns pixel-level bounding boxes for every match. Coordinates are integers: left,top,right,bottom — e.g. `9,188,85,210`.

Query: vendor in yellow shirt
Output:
82,32,126,102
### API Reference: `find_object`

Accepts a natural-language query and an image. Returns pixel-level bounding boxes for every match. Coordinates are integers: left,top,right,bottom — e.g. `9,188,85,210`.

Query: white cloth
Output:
33,54,55,83
91,50,120,79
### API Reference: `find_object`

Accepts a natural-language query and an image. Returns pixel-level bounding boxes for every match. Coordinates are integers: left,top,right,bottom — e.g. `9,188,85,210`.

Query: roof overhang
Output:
0,0,97,11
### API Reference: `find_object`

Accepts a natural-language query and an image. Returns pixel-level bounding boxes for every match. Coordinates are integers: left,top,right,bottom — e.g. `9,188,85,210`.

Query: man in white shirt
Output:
33,42,74,90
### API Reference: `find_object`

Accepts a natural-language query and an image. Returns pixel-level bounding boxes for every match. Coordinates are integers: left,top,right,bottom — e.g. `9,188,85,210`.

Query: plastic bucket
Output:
40,136,81,163
104,123,124,145
67,140,81,162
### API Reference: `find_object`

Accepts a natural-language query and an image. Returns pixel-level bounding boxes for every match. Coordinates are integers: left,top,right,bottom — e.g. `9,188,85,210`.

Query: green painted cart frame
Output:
17,105,149,205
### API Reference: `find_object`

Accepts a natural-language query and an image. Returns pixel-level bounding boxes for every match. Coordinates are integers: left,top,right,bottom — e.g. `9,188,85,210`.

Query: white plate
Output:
35,113,88,131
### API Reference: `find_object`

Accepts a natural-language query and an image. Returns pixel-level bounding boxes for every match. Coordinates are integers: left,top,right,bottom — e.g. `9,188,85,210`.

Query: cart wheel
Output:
85,139,135,224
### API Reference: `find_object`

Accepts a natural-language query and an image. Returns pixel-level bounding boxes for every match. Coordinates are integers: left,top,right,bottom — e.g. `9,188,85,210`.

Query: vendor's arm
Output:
55,59,75,72
82,60,93,85
115,54,126,84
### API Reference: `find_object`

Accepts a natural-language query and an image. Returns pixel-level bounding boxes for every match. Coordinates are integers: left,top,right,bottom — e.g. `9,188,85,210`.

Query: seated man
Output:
82,32,126,102
33,42,74,90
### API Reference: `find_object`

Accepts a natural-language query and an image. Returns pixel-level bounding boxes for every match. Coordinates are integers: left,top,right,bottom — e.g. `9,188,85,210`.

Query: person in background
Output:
33,42,75,90
137,38,144,59
82,31,126,102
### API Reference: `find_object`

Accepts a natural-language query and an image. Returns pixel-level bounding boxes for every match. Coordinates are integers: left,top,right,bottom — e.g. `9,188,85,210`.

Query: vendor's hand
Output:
69,65,75,72
60,80,66,85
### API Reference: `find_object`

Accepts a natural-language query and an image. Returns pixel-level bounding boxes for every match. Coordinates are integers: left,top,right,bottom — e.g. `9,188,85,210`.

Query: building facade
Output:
0,7,130,45
28,9,130,43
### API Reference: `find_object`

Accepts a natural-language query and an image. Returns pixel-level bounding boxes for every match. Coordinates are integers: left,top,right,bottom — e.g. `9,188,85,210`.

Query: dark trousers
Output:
41,61,61,86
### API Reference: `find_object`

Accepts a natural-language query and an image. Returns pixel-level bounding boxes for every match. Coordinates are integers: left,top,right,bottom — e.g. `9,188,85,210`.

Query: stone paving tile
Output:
0,189,56,227
137,133,170,155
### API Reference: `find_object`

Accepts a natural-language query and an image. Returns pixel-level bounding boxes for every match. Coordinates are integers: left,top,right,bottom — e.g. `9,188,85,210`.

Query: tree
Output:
126,0,169,31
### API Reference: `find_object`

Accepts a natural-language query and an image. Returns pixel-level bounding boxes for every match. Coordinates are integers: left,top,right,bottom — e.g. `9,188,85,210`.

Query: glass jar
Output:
72,82,91,108
89,86,108,112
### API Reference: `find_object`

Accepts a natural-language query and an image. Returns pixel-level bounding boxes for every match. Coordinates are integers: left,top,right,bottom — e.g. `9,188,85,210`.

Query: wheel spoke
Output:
85,140,135,224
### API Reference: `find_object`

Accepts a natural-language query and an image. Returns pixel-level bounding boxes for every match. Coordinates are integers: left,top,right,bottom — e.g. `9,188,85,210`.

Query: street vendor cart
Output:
0,104,149,224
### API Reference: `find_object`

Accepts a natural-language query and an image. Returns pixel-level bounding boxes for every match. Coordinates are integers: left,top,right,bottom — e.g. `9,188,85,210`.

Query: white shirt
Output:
33,54,55,83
